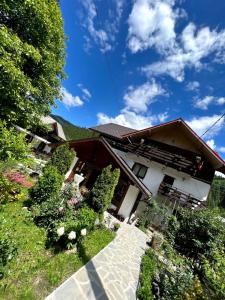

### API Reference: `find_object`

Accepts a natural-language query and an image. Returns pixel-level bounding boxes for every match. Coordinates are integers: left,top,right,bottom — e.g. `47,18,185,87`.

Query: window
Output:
162,175,174,186
132,163,147,179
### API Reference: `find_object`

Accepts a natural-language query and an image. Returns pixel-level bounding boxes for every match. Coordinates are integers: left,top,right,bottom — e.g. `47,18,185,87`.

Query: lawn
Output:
0,201,115,300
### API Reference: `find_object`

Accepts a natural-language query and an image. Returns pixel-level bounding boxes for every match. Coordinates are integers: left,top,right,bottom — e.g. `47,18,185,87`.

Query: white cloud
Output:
186,81,200,91
128,0,177,53
97,109,157,129
140,15,225,81
218,147,225,153
81,0,124,53
158,112,169,122
186,114,225,137
60,87,84,108
195,96,225,110
206,139,216,150
77,83,92,100
123,80,166,113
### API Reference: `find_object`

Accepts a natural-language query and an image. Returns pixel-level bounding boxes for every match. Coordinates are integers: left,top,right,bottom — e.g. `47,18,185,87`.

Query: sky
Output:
52,0,225,159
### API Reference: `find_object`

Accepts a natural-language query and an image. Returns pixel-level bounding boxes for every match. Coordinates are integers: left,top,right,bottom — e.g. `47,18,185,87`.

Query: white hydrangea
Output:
57,226,64,237
68,231,76,240
94,218,99,225
81,228,87,236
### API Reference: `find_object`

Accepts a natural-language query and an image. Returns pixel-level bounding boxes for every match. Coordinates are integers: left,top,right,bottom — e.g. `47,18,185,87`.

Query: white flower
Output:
94,218,99,225
68,231,76,240
57,226,64,237
81,228,87,236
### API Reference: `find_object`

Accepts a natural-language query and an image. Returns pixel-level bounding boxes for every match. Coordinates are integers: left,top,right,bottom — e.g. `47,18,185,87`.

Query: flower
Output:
57,226,64,237
67,198,78,206
94,218,100,225
81,228,87,236
68,231,76,240
58,206,64,213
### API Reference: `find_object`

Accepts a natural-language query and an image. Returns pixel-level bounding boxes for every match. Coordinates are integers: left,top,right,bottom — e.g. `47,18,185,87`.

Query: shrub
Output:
48,207,97,249
137,249,156,300
47,144,75,175
0,174,22,204
29,166,63,204
201,248,225,299
168,209,225,260
0,234,17,277
91,165,120,214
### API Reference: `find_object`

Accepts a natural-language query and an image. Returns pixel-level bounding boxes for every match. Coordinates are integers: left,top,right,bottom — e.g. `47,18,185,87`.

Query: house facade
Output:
64,119,225,220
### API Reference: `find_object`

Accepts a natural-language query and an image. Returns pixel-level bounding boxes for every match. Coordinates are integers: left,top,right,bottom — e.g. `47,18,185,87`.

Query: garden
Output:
0,121,119,299
137,200,225,300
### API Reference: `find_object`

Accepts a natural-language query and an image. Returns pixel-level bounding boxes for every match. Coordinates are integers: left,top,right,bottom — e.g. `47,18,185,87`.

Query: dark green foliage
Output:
168,209,225,260
207,175,225,209
29,166,63,204
48,144,75,175
51,114,99,141
0,0,65,128
91,165,120,214
0,234,17,277
137,249,156,300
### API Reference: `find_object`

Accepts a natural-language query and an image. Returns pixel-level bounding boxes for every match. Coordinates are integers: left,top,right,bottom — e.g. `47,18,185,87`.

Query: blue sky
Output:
53,0,225,158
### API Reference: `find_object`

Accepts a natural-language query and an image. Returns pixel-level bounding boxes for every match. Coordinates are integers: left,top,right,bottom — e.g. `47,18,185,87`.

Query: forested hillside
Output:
208,175,225,209
51,114,99,141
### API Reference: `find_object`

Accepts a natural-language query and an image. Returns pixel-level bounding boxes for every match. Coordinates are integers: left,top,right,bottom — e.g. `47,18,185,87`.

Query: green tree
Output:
91,165,120,214
0,0,65,128
47,144,75,175
0,121,31,166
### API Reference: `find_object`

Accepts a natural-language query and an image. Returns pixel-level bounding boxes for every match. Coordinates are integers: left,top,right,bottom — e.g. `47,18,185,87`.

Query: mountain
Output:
51,114,99,141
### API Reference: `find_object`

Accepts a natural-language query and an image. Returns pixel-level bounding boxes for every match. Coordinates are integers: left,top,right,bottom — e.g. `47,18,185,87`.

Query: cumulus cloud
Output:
194,96,225,110
80,0,124,53
97,109,160,129
218,146,225,153
186,81,200,91
123,80,166,113
128,0,177,53
60,87,84,108
186,114,225,137
131,1,225,82
206,139,216,150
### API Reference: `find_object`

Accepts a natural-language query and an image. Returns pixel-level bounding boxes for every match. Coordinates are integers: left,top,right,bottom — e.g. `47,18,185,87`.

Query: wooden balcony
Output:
158,182,204,209
107,138,214,183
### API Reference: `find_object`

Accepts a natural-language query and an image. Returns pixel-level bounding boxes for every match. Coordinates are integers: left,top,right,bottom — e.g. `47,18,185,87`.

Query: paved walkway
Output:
46,224,149,300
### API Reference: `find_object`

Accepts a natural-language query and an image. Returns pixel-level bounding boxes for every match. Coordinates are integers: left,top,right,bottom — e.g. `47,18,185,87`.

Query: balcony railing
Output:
158,182,204,209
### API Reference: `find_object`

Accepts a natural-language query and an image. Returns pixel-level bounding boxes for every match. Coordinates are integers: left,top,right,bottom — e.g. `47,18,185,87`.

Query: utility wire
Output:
201,112,225,137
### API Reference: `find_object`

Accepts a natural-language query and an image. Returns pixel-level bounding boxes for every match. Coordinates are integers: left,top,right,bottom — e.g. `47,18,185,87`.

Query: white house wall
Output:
113,147,211,202
118,185,139,218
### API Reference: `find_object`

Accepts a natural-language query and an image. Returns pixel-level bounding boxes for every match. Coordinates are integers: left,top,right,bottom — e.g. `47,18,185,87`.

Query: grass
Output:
0,201,115,299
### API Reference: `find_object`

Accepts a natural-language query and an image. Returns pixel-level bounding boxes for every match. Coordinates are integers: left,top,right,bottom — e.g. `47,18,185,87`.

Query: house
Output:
16,116,66,154
63,118,225,220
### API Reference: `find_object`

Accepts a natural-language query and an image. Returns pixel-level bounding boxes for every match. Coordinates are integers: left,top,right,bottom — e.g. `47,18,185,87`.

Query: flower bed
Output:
4,170,33,188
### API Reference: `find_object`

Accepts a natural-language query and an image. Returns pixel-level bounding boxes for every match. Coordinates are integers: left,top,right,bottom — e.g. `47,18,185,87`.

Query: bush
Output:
168,209,225,260
48,144,75,175
29,166,63,204
91,165,120,214
48,207,97,249
137,249,157,300
0,234,17,277
0,173,22,204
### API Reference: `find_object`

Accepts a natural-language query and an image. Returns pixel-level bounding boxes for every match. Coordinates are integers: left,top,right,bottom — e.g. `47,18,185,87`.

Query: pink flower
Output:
67,198,78,206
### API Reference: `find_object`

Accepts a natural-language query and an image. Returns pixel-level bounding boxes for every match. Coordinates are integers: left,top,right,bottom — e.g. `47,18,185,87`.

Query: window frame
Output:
132,163,148,180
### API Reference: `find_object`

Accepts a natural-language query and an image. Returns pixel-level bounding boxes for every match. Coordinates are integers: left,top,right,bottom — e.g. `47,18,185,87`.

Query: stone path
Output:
46,224,149,300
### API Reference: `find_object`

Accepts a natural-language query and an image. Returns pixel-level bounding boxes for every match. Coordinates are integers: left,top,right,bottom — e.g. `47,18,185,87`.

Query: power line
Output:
201,112,225,137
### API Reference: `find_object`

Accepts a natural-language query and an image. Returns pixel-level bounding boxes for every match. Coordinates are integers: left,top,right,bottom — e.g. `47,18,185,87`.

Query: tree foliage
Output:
0,121,31,165
47,144,75,175
0,0,65,128
91,165,120,214
207,176,225,209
